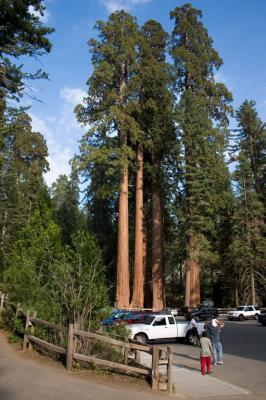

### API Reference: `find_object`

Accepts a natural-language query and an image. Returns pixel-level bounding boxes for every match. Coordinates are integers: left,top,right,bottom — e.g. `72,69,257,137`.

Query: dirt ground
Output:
0,330,174,400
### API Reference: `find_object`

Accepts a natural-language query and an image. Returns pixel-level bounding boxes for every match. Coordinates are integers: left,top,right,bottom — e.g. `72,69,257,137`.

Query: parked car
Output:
102,311,152,327
102,311,134,326
185,306,219,321
227,305,261,321
258,309,266,326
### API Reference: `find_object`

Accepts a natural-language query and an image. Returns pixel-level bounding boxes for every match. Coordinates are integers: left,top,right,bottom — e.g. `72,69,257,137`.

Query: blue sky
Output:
23,0,266,185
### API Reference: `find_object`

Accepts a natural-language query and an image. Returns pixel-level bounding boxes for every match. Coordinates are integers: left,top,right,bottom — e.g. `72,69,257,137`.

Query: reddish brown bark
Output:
115,62,130,309
151,175,165,311
130,143,145,308
185,236,200,307
185,263,191,307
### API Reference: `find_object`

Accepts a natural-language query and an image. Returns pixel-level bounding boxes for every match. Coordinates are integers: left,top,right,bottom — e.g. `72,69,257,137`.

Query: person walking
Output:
205,318,224,365
199,330,213,375
189,316,199,345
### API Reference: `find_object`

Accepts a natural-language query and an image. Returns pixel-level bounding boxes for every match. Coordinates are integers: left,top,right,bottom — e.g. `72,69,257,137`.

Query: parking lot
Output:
154,319,266,399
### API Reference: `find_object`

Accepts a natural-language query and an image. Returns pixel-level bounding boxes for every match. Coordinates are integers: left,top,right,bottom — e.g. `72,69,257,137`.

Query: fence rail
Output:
0,292,172,393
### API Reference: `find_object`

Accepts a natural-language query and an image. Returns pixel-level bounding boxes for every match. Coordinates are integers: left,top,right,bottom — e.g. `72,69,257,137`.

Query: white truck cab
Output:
129,314,205,344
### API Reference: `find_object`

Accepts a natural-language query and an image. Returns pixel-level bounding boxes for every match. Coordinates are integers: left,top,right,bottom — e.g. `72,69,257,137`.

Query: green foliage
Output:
105,323,130,341
52,230,109,328
169,3,234,302
3,208,63,317
0,107,50,271
50,163,85,245
0,0,54,100
227,101,266,305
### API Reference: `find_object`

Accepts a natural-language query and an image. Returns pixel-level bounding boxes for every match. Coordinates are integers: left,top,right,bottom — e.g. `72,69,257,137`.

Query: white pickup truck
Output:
227,305,261,321
129,314,205,344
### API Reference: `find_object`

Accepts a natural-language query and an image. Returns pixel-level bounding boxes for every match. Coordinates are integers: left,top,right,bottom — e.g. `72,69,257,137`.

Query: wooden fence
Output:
0,293,172,393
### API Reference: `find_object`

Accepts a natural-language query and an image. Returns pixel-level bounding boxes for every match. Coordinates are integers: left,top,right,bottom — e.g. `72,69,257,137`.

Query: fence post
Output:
23,311,30,352
124,348,129,365
0,293,4,316
152,346,159,390
66,323,74,371
167,345,173,395
135,349,140,364
28,311,37,351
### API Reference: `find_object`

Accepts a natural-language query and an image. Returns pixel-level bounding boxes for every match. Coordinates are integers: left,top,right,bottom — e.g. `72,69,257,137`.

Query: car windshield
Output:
143,315,155,325
236,307,245,311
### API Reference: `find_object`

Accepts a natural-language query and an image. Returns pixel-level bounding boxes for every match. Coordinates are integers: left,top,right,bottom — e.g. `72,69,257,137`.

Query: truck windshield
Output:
236,307,245,311
143,315,155,325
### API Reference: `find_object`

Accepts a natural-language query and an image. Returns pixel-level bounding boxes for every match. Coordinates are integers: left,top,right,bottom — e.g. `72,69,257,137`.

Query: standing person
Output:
199,330,213,375
189,316,199,345
205,318,224,365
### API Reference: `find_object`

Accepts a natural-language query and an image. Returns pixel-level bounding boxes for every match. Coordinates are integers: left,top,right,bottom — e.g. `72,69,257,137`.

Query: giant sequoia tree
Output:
170,4,232,306
76,11,140,308
133,20,176,309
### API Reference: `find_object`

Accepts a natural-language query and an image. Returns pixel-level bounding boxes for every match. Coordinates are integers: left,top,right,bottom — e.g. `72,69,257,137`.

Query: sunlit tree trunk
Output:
130,143,144,308
152,161,165,310
116,62,130,308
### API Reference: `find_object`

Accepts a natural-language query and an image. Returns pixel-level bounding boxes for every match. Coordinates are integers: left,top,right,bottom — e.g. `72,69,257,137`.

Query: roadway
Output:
155,319,266,399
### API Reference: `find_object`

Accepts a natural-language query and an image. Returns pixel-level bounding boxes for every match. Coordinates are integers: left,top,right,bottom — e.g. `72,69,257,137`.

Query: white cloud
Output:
60,86,87,107
28,5,50,23
46,147,72,186
100,0,152,13
27,87,88,186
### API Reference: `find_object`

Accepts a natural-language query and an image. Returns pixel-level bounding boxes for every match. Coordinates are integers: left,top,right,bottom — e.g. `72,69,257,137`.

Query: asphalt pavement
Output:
151,318,266,399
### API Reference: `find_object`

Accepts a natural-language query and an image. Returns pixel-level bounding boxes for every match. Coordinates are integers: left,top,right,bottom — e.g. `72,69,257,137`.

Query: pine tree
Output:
50,163,83,245
229,101,266,305
0,0,54,100
0,109,49,270
170,4,232,306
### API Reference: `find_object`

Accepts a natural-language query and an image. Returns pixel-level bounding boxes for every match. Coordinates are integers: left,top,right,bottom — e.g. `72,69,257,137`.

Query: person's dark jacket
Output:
205,322,220,344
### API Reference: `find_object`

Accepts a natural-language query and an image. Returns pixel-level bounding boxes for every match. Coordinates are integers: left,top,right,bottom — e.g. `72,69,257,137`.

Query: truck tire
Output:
254,313,259,320
239,314,244,321
134,333,148,344
186,330,195,345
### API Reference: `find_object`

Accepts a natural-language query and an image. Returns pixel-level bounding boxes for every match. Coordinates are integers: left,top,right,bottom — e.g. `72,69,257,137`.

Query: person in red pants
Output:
199,330,213,375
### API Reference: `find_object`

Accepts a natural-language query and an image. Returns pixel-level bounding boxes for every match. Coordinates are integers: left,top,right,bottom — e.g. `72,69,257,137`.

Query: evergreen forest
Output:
0,1,265,329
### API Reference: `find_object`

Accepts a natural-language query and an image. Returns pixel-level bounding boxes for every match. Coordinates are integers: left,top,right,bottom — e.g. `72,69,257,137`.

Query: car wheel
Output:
134,333,148,345
228,317,233,321
239,314,244,321
254,314,259,320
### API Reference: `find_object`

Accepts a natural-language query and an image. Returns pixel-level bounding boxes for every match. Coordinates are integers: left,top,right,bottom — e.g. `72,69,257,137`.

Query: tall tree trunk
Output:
242,171,256,305
116,62,130,308
130,143,144,308
152,163,165,310
185,263,191,306
185,235,200,307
